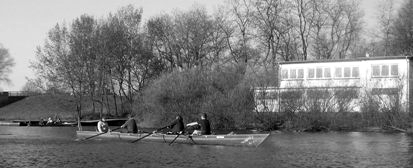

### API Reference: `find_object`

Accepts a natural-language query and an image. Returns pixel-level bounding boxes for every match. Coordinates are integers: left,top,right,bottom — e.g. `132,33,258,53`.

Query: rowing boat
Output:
76,131,270,147
77,131,269,147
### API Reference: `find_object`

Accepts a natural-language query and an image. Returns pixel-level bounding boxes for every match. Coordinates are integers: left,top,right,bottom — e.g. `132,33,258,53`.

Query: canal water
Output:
1,126,412,168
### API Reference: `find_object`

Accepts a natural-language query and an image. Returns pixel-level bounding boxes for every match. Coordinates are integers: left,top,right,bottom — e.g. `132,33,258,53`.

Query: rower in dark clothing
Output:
198,113,211,135
187,113,211,135
121,114,138,133
166,115,184,134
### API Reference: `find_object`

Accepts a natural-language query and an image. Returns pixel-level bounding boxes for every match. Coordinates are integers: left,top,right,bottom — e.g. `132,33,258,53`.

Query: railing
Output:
2,91,42,97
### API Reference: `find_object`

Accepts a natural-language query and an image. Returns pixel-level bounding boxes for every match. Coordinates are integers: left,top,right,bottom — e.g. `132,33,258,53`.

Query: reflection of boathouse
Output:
255,56,413,113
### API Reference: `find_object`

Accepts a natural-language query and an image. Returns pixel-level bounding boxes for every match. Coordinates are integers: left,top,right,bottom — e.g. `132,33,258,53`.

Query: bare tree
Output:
33,22,88,124
292,0,315,60
147,6,227,70
312,0,363,59
0,44,15,85
251,0,290,63
146,14,177,71
114,5,143,113
226,0,254,65
69,15,99,115
376,0,396,56
391,0,413,55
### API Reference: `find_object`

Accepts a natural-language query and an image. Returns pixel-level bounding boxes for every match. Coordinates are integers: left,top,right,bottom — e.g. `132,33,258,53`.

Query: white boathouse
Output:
255,56,413,113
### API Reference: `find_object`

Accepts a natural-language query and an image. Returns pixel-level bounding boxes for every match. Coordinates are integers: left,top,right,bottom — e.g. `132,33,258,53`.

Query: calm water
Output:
1,126,413,168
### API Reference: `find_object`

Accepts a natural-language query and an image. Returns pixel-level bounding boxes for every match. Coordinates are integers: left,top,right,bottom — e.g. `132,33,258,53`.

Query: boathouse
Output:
254,56,413,113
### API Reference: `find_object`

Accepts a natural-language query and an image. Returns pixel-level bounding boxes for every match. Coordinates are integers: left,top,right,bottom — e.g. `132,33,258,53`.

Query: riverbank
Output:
0,94,120,121
0,93,412,134
0,94,76,121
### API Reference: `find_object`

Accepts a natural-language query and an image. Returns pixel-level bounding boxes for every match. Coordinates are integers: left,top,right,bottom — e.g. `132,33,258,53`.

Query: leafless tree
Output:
391,0,413,55
376,0,396,56
147,6,227,70
312,0,363,59
0,44,15,85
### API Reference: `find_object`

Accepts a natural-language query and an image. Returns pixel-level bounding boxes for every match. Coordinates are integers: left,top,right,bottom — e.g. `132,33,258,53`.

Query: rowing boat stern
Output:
240,133,270,147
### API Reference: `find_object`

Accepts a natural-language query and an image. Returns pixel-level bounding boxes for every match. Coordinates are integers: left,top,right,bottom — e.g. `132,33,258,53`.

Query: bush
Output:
137,65,255,130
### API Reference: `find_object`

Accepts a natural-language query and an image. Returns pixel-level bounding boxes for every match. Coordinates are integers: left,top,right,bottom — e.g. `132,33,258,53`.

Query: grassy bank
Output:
0,94,75,121
0,94,109,121
0,93,130,122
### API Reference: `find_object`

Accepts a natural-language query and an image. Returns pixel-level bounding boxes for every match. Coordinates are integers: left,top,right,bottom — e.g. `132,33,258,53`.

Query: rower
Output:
39,118,45,126
121,114,138,133
186,113,211,136
97,117,109,133
166,115,184,135
46,117,53,126
55,117,62,125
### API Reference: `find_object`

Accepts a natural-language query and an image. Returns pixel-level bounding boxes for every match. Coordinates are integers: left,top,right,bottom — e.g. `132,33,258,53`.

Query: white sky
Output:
0,0,404,91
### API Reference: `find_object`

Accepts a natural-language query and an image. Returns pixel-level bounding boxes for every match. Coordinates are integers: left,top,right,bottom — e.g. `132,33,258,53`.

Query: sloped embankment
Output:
0,94,76,120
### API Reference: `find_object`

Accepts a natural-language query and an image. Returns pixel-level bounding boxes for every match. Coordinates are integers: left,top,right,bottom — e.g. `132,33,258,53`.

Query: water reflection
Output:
1,127,413,168
407,134,413,167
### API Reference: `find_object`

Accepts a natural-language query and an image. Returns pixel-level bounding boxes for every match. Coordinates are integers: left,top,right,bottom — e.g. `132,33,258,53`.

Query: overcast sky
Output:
0,0,403,91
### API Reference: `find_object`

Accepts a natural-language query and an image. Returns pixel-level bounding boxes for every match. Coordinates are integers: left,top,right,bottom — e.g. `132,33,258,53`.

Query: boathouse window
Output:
352,67,359,77
290,69,297,79
308,67,331,79
335,89,359,99
298,69,304,78
324,68,331,78
316,68,323,78
382,65,389,76
372,88,399,95
308,68,315,78
344,67,351,77
335,67,342,78
281,69,288,79
372,65,380,77
281,68,304,80
334,66,359,78
391,64,398,76
371,64,398,77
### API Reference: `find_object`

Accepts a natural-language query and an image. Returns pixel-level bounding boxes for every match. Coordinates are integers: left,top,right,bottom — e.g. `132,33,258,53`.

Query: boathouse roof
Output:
279,56,413,65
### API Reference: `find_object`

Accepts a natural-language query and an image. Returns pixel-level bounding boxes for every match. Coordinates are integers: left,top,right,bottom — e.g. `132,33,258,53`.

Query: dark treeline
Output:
29,0,413,130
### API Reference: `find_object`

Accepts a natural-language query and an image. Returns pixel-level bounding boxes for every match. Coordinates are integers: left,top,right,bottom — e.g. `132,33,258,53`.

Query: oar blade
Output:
131,126,167,143
169,134,180,146
131,133,152,143
79,127,121,141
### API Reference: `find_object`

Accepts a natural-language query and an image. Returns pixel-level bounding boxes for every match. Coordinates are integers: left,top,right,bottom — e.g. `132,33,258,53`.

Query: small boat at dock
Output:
0,121,19,126
12,120,77,127
76,131,270,147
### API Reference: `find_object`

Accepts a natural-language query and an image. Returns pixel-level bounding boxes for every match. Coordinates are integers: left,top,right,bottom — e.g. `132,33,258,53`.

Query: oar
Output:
82,127,121,141
131,132,154,143
169,134,181,146
188,135,196,145
131,126,168,143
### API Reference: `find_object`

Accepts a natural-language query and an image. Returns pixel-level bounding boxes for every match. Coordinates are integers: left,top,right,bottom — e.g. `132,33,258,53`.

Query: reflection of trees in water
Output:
408,134,413,166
